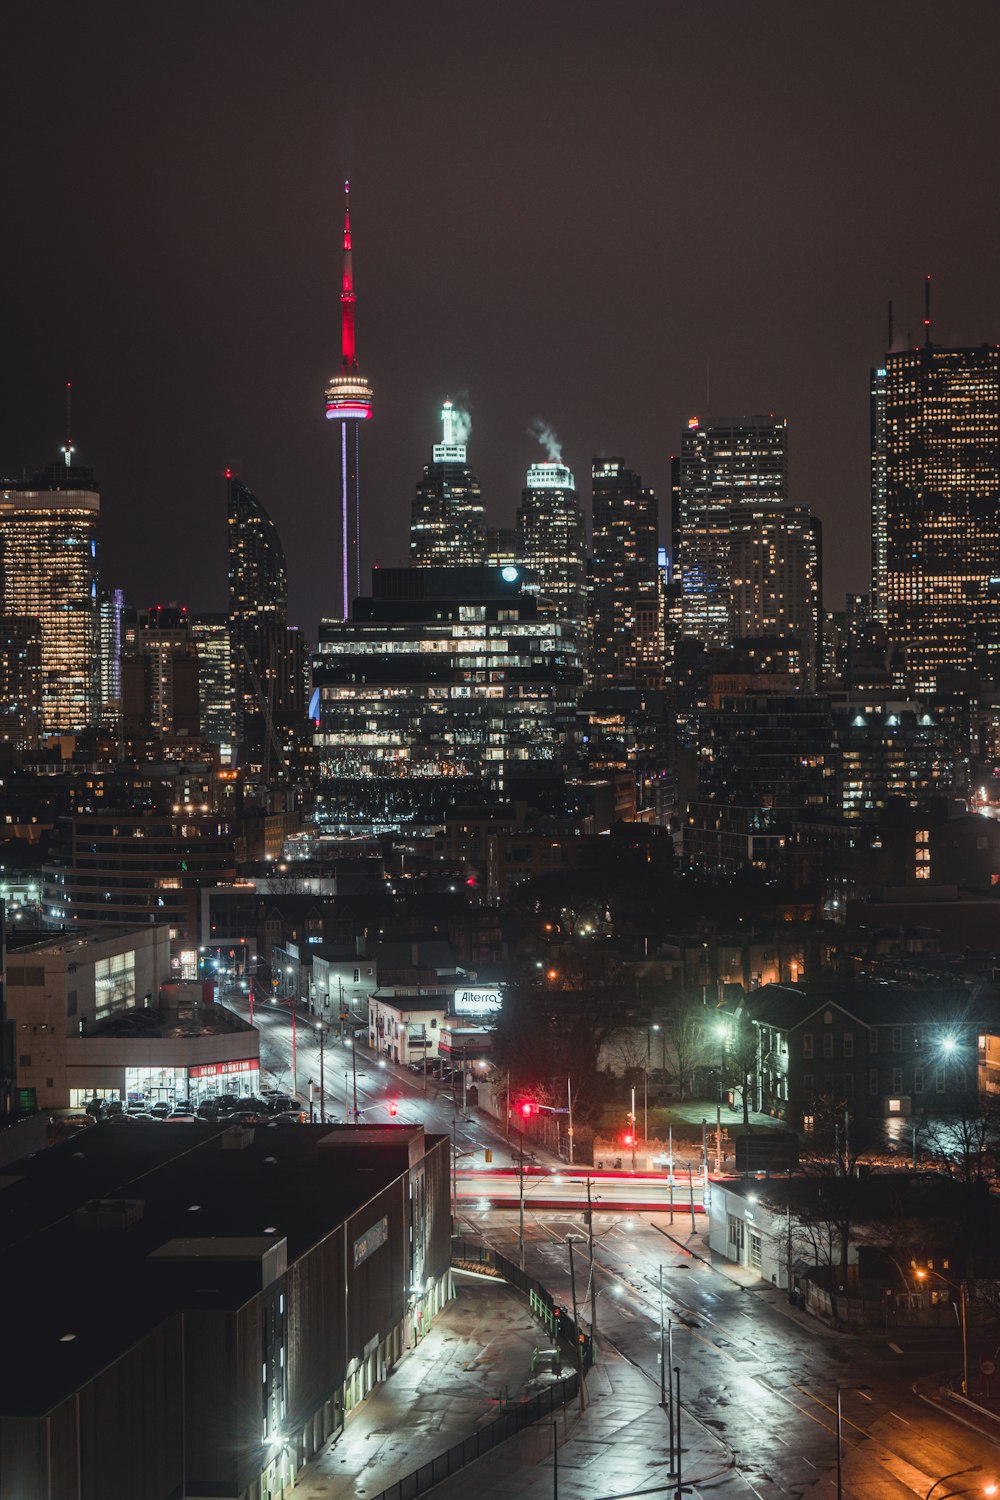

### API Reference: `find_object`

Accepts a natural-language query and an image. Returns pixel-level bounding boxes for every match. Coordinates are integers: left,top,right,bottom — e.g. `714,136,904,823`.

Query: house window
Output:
913,1027,922,1051
843,1034,854,1058
870,1032,878,1054
824,1074,835,1095
892,1028,902,1052
869,1069,878,1095
843,1074,854,1096
914,1068,924,1094
353,969,360,983
803,1034,813,1058
936,1069,946,1094
803,1073,814,1096
822,1034,834,1058
892,1068,903,1091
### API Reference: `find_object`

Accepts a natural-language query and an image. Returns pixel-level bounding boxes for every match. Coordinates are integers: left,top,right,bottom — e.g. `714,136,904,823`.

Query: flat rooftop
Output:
0,1120,442,1417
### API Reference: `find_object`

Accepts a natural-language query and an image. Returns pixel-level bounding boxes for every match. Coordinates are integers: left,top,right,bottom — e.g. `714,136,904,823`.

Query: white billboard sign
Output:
453,987,503,1016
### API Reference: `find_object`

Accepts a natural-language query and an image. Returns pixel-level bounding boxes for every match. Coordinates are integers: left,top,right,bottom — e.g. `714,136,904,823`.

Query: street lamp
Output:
925,1469,995,1500
915,1268,969,1395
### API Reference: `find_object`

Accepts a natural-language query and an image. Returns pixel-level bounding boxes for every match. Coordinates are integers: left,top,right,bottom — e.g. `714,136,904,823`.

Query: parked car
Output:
147,1101,173,1119
85,1098,112,1122
265,1094,299,1115
268,1111,305,1126
168,1103,195,1119
231,1096,272,1115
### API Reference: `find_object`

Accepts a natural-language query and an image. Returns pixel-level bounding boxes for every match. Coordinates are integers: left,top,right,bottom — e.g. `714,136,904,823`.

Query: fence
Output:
368,1239,590,1500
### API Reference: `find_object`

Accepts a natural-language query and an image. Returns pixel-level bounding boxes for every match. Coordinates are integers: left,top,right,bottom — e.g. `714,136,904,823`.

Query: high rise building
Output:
191,612,234,752
589,457,662,687
672,415,788,647
729,505,823,687
0,460,100,734
516,461,587,622
120,605,201,739
410,401,486,567
226,473,289,777
312,566,582,815
97,586,127,726
0,616,42,751
875,309,1000,692
324,181,374,620
870,364,888,623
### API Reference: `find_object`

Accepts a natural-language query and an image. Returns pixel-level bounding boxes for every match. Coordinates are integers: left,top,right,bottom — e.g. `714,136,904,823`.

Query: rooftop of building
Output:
743,978,997,1030
5,924,169,958
0,1121,441,1417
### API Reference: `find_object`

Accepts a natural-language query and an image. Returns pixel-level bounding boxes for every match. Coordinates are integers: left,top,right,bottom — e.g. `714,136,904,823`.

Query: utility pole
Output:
567,1237,585,1413
519,1119,526,1270
552,1420,558,1500
586,1176,596,1355
673,1366,682,1500
567,1075,574,1166
643,1069,648,1148
452,1116,458,1236
658,1265,666,1406
687,1167,696,1233
630,1084,637,1170
343,1073,349,1123
318,1023,326,1124
351,1040,358,1120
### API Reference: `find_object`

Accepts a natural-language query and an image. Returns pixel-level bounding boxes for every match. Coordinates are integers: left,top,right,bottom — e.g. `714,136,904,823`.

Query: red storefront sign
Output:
188,1059,256,1079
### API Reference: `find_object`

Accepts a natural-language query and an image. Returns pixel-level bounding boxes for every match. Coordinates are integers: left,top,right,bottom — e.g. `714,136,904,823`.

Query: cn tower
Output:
325,181,373,619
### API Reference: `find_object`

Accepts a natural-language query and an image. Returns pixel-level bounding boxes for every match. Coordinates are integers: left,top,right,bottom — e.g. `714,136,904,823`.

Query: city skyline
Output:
5,2,1000,637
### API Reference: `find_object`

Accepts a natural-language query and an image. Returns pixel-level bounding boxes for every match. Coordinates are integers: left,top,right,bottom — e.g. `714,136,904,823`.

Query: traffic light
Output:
519,1101,536,1118
622,1132,634,1147
388,1100,398,1117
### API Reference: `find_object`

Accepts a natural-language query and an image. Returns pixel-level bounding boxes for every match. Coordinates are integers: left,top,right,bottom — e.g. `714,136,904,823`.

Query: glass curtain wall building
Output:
227,474,289,776
672,416,788,648
877,344,1000,693
313,566,582,818
410,402,486,567
0,462,100,734
516,461,587,624
589,457,662,687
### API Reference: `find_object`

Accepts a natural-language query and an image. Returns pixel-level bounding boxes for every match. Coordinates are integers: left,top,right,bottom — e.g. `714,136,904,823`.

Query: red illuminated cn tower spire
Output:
325,180,373,619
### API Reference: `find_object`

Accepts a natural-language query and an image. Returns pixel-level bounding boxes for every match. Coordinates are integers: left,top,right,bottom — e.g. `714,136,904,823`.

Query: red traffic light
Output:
622,1133,634,1146
388,1100,398,1117
519,1101,535,1118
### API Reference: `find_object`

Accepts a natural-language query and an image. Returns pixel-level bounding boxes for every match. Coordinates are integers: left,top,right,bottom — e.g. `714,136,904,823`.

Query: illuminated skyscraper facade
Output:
191,612,234,752
324,182,373,620
0,616,42,750
672,416,788,648
589,457,661,687
516,461,587,622
870,364,888,623
313,566,581,808
0,462,100,734
121,605,200,739
729,505,823,687
226,474,289,775
879,344,1000,692
410,401,486,566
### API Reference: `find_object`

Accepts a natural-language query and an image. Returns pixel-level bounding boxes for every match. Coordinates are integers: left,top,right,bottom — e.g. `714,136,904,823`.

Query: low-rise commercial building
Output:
0,1120,451,1500
3,926,259,1109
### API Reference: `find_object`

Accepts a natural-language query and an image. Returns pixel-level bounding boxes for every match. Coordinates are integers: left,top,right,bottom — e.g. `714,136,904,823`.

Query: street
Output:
225,987,1000,1498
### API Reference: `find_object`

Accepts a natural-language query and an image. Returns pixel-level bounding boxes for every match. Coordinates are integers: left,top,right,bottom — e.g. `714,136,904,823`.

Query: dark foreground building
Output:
0,1120,451,1500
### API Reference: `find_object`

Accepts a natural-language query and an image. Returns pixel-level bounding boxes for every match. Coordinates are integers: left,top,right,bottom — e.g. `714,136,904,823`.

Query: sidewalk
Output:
295,1276,568,1500
428,1338,733,1499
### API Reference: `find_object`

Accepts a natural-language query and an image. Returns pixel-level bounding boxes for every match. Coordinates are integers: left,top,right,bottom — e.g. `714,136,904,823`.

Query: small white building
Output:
708,1178,859,1289
369,991,445,1067
308,945,378,1027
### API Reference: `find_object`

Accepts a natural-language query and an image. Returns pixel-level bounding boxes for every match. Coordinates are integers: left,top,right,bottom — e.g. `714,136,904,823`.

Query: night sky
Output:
5,1,1000,639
